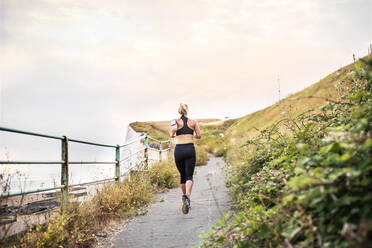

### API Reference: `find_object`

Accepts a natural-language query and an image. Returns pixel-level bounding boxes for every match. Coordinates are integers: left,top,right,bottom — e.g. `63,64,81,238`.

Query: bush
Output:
206,143,225,157
5,170,154,248
200,56,372,247
196,145,209,166
196,119,235,158
149,159,179,190
94,171,153,215
6,158,182,248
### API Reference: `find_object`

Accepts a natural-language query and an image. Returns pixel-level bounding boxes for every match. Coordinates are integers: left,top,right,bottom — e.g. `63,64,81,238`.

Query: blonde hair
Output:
178,103,189,117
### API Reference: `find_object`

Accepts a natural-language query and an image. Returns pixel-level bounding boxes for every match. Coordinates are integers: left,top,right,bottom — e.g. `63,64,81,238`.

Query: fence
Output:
0,126,171,206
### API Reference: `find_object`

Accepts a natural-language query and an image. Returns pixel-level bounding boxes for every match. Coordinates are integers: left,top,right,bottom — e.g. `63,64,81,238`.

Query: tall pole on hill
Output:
277,74,281,102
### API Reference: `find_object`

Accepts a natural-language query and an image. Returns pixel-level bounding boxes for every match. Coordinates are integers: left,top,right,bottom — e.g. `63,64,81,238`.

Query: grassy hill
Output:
200,56,372,247
222,62,355,166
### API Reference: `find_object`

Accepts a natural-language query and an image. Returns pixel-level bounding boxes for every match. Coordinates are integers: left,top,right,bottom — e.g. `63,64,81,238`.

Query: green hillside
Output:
223,62,352,166
200,56,372,247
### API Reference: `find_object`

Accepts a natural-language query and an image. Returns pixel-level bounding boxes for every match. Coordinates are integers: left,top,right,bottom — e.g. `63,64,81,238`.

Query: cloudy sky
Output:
0,0,371,159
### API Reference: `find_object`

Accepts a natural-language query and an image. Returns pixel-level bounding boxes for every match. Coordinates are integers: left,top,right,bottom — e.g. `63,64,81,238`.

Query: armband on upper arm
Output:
170,119,177,126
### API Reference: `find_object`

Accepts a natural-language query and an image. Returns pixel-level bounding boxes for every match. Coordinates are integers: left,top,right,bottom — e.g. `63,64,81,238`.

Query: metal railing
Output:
0,126,171,206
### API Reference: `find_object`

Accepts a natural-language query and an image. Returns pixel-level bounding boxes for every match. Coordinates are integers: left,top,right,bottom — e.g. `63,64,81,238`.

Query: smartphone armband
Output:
170,119,177,126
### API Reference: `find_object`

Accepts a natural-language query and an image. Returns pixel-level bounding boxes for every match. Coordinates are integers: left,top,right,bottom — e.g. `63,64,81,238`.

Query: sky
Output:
0,0,371,160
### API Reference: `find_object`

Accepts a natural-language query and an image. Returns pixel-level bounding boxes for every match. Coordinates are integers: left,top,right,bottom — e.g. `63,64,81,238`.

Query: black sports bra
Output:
176,116,194,136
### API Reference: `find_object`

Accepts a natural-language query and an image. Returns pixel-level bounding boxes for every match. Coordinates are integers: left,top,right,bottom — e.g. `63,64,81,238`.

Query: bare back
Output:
173,117,201,144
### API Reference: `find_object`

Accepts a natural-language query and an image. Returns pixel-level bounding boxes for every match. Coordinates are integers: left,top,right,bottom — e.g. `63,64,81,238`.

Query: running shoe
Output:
182,195,190,214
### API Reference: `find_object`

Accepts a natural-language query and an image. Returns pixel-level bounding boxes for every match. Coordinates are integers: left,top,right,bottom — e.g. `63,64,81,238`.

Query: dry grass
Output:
5,172,152,248
149,159,179,190
196,119,236,157
2,159,179,248
196,146,208,166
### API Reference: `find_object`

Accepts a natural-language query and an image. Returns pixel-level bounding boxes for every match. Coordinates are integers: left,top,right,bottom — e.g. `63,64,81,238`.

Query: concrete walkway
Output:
112,155,231,248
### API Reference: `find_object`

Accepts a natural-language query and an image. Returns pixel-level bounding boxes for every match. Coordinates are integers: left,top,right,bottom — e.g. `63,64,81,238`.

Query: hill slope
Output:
224,62,353,166
200,55,372,247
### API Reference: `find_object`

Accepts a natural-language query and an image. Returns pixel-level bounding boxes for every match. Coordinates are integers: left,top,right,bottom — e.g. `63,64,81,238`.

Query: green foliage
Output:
149,159,179,189
200,56,372,248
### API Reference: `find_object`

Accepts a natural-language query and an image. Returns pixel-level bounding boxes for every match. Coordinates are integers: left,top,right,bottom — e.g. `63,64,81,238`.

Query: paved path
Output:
112,155,231,248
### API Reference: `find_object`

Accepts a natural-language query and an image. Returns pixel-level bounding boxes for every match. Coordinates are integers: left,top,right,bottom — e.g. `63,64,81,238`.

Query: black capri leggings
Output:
174,143,196,184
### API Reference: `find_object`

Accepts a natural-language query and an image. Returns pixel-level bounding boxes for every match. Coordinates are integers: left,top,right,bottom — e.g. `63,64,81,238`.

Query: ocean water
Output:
0,148,166,195
0,128,167,195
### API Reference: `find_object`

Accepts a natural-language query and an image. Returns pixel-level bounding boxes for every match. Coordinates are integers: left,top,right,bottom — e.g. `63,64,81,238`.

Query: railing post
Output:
159,141,162,161
115,145,120,181
168,141,171,159
144,135,149,169
61,136,69,207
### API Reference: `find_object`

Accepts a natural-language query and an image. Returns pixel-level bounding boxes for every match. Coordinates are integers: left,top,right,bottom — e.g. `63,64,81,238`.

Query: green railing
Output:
0,126,171,206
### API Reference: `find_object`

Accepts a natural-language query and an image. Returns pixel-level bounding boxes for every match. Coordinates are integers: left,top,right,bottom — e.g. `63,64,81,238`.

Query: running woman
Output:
170,103,201,214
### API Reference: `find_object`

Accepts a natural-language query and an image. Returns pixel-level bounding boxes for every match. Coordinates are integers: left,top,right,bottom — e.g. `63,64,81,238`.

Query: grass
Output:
199,55,372,247
196,145,208,166
196,119,236,157
222,62,354,167
149,159,179,190
1,159,179,248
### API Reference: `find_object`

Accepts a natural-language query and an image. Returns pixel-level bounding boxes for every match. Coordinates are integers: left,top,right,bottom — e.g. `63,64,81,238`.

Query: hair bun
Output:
178,103,189,116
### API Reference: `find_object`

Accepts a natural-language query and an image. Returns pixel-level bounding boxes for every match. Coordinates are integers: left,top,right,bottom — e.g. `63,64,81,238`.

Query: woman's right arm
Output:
170,119,177,138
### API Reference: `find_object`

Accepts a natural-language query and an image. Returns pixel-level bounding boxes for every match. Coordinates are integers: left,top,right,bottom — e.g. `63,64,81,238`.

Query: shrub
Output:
149,159,179,190
93,171,153,216
196,145,209,166
196,119,235,158
206,143,225,157
200,56,372,247
5,169,154,248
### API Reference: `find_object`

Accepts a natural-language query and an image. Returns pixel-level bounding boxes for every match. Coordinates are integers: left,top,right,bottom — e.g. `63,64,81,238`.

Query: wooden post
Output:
115,145,120,181
159,141,162,161
61,136,69,207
